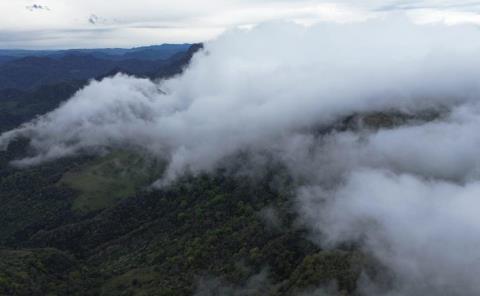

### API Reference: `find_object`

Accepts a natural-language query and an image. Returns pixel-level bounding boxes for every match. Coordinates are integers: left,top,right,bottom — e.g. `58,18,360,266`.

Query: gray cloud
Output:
88,14,99,24
26,4,50,12
88,14,109,25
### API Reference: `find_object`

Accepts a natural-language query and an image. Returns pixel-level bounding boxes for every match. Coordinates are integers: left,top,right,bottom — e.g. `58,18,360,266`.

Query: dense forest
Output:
0,44,398,296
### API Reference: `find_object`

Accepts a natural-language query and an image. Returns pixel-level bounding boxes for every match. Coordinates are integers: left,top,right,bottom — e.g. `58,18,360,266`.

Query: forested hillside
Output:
0,43,392,295
0,117,397,296
1,26,465,295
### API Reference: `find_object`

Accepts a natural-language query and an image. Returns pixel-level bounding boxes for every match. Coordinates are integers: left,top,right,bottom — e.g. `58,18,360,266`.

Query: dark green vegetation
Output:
0,45,391,295
0,140,385,295
0,248,80,295
60,150,163,213
0,81,84,133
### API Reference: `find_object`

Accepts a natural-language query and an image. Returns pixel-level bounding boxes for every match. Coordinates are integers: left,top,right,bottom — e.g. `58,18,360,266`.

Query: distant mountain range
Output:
0,44,191,61
0,44,195,91
0,43,203,132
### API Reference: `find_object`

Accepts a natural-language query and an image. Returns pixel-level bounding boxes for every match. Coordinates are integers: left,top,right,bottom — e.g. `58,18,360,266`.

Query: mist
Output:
3,18,480,178
3,16,480,294
299,169,480,295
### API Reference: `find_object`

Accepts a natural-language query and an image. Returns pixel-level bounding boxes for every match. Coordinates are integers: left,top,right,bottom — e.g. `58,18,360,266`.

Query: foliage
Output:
0,43,376,295
0,144,372,295
60,150,164,213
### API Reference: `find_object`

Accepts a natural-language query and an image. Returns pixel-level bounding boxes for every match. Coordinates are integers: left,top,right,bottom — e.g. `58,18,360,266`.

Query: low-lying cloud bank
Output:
299,169,480,295
3,17,480,178
3,16,480,294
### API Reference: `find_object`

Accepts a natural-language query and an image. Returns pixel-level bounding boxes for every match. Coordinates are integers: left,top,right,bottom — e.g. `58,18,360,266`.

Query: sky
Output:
3,0,480,49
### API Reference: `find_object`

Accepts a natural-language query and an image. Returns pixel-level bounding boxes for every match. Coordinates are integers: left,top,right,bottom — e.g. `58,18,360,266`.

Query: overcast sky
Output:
2,0,480,49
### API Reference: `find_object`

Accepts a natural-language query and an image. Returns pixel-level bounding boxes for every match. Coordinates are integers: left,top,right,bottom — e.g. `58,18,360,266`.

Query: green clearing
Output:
60,150,162,213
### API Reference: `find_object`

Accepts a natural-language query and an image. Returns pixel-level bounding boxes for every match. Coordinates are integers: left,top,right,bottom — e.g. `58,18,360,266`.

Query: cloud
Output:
88,14,109,25
299,169,480,295
4,16,480,293
282,104,480,185
3,17,480,177
26,4,50,12
88,14,99,25
5,0,480,49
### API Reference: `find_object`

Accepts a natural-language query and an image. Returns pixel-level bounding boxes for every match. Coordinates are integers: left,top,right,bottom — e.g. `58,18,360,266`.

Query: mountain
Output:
0,44,203,133
0,81,85,133
0,55,162,90
0,56,15,65
122,44,192,60
0,44,191,61
0,42,386,295
0,43,192,90
0,120,386,296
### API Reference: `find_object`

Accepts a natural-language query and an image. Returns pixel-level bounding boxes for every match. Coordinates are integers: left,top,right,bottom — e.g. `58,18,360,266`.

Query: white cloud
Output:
3,17,480,179
3,0,480,48
300,169,480,294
